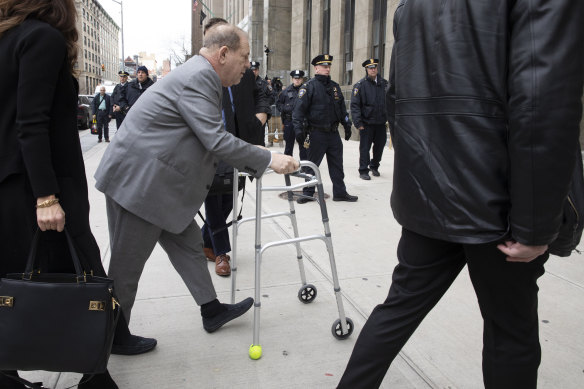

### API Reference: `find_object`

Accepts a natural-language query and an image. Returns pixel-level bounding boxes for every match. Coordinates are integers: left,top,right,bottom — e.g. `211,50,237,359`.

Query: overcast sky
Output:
98,0,193,67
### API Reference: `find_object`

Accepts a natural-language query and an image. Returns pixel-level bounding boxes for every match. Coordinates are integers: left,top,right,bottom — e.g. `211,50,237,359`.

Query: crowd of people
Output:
1,1,583,389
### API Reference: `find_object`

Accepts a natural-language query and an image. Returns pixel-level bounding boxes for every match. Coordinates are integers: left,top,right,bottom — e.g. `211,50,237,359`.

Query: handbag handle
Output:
24,227,85,281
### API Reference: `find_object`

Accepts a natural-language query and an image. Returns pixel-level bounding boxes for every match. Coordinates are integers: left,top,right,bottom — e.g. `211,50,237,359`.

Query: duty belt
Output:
309,125,336,133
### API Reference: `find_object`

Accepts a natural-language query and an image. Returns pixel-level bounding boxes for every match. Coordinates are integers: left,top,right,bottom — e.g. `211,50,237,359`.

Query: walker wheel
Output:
331,317,354,340
297,284,317,304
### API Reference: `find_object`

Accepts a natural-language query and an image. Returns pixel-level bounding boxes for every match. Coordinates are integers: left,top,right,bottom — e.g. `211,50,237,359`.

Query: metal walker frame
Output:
229,160,354,359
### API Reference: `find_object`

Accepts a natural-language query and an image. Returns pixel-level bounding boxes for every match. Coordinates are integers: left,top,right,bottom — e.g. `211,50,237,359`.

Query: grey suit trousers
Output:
106,196,217,323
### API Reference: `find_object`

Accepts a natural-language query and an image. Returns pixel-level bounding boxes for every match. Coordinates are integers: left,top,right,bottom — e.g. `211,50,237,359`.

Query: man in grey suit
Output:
95,24,299,339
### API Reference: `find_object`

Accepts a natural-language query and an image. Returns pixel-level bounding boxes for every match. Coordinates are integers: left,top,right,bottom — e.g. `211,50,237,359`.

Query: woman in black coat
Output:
0,1,151,387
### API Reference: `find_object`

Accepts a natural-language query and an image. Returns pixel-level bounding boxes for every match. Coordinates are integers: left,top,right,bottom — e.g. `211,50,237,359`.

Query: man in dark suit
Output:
200,18,272,276
92,85,111,142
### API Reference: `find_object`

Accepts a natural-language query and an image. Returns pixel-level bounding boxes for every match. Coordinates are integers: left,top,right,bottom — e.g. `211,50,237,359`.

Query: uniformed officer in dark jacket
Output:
277,70,307,160
110,70,129,129
351,59,388,180
293,54,357,204
123,65,154,114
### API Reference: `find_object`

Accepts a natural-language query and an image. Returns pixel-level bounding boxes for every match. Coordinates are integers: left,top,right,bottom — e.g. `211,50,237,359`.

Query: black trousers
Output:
358,123,387,174
302,130,347,197
338,228,547,389
283,119,308,161
96,110,109,140
201,193,233,256
113,111,125,130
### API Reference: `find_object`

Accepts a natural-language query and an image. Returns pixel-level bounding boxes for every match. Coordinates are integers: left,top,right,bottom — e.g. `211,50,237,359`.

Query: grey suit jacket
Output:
95,55,271,234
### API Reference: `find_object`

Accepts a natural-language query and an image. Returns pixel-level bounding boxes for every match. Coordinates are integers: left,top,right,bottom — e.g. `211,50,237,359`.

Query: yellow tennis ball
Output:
249,344,262,360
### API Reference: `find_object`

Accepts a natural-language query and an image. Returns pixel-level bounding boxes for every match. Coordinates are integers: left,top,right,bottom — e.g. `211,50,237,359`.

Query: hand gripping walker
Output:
229,160,354,360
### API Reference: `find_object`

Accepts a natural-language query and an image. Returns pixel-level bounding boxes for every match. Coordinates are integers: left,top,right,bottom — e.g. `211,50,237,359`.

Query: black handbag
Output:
0,228,120,374
208,161,246,196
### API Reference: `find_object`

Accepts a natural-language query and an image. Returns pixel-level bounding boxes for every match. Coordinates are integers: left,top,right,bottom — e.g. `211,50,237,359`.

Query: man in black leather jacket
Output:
293,54,357,204
339,1,584,388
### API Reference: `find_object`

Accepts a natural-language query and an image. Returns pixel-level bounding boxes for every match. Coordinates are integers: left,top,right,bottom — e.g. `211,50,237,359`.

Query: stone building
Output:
74,0,120,95
197,1,583,138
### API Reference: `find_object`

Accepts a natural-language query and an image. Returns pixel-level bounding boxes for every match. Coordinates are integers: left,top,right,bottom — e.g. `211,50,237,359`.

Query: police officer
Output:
350,58,388,180
277,70,307,160
111,70,129,129
293,54,358,204
251,61,275,145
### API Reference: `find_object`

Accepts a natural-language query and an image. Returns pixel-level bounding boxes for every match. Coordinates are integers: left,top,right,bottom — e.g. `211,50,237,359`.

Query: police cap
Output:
311,54,333,66
290,70,305,78
250,61,260,70
118,70,130,76
362,58,379,68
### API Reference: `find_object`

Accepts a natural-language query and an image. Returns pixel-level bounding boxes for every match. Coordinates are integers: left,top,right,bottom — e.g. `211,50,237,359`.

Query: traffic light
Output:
101,64,105,71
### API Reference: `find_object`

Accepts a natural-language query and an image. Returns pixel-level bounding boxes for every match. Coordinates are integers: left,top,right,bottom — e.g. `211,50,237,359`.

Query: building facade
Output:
75,0,120,95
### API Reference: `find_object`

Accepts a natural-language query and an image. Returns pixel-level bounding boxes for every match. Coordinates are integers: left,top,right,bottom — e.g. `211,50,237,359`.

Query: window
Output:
305,0,312,77
322,0,330,54
343,0,355,85
371,0,387,75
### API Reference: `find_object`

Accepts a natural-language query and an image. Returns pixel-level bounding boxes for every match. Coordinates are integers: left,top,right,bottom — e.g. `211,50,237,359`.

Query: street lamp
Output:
110,0,124,71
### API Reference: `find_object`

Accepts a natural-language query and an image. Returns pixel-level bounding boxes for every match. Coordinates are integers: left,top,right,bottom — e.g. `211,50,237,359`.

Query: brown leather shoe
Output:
215,254,231,276
203,247,216,262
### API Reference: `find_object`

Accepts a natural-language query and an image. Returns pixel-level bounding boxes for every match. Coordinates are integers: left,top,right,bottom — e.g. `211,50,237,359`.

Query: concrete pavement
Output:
21,126,584,388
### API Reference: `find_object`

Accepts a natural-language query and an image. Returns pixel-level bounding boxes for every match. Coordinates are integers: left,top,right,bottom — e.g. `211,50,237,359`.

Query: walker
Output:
229,160,354,360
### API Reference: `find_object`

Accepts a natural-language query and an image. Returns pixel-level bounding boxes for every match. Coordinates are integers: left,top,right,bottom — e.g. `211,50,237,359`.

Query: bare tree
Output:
169,35,192,67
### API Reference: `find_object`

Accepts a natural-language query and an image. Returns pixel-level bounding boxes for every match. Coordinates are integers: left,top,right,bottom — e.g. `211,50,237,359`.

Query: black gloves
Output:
344,126,352,141
296,131,305,144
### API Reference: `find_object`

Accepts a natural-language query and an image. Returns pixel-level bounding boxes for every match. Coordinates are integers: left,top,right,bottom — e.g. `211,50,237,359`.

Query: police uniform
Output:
276,70,307,159
350,58,388,179
110,70,129,129
292,54,358,203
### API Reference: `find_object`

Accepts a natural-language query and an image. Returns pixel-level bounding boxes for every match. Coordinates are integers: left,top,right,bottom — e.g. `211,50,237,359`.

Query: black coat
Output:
276,84,301,121
110,82,128,113
388,0,584,245
292,75,351,136
0,19,104,276
124,78,154,110
230,69,270,146
350,75,387,127
92,92,111,115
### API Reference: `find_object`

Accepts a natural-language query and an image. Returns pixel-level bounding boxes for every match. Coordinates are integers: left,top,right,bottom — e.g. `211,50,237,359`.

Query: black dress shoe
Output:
203,297,253,333
370,168,380,177
79,370,118,389
359,173,371,180
111,334,157,355
333,193,358,202
297,196,315,204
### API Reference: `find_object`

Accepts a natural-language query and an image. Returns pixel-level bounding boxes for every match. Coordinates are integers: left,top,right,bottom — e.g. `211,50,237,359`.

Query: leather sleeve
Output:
16,24,64,197
507,0,584,245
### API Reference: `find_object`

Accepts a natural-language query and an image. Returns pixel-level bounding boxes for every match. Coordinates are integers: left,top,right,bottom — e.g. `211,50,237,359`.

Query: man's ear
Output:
218,46,229,64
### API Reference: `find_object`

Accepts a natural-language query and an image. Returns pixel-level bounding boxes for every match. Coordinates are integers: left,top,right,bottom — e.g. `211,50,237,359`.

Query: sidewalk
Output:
22,128,584,388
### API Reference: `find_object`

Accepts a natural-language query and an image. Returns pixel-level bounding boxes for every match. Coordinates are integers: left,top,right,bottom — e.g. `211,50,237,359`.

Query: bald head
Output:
200,24,250,87
203,24,244,52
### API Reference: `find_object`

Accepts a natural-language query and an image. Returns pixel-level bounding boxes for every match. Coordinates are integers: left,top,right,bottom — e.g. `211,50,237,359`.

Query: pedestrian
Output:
92,86,112,143
251,61,275,146
293,54,357,204
110,70,129,129
0,0,153,387
350,58,388,180
94,24,299,338
338,1,584,388
123,65,153,113
277,70,307,161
